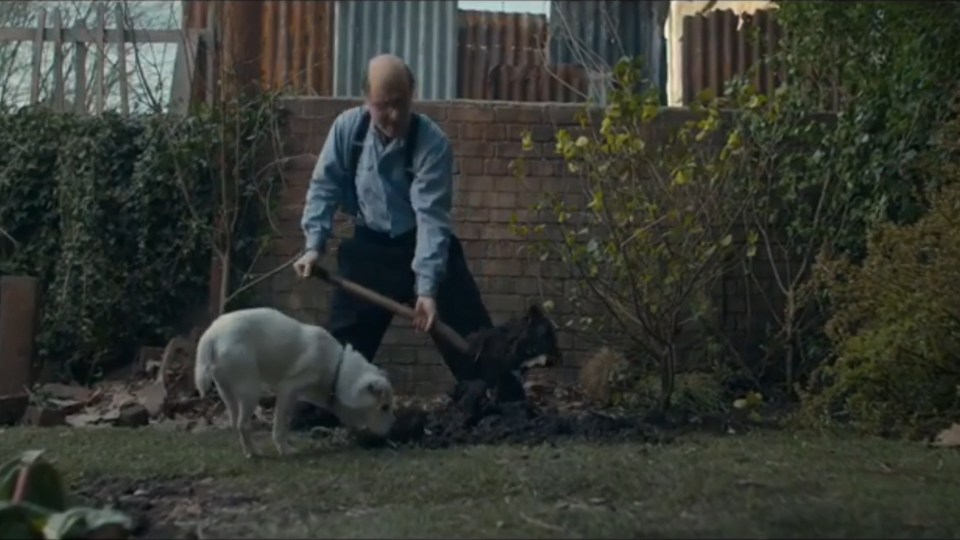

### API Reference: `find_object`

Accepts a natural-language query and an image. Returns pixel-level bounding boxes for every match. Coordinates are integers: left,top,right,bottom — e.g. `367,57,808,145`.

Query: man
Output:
292,54,491,384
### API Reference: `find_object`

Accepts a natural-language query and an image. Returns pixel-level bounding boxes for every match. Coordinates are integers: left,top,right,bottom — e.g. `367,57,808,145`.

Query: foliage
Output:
514,57,747,410
0,449,132,539
0,95,285,383
578,347,729,419
769,0,960,257
641,1,960,395
798,115,960,437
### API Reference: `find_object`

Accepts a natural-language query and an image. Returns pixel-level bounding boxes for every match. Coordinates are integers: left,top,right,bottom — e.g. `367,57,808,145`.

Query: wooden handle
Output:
311,265,471,354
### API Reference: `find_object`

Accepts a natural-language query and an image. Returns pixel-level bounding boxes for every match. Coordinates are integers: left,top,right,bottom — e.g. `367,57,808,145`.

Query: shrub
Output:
0,96,284,383
801,114,960,437
514,57,746,411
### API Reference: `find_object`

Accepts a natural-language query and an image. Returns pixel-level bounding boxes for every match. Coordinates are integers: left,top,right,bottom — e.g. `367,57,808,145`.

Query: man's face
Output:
365,81,412,140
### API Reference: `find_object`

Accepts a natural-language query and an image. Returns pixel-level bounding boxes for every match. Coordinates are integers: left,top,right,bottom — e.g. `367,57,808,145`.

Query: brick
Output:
459,123,485,140
417,103,449,121
483,260,524,277
493,104,544,124
484,159,511,176
453,140,490,158
483,123,506,141
485,241,521,259
449,105,495,123
459,176,493,192
486,293,524,312
495,141,529,158
491,192,517,209
458,158,484,175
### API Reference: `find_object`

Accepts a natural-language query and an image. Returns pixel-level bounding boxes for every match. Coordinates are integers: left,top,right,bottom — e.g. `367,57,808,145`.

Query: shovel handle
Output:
310,264,471,355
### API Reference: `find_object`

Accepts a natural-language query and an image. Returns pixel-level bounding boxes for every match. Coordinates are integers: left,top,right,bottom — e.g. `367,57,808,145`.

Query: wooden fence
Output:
0,3,214,115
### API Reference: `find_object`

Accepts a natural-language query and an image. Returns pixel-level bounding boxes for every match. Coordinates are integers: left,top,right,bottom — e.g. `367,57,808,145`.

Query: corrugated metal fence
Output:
332,0,459,101
549,0,668,98
456,10,587,102
182,0,334,96
181,0,790,107
680,8,784,104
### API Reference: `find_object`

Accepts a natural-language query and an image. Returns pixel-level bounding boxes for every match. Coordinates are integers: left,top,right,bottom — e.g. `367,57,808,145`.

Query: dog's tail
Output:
193,329,216,398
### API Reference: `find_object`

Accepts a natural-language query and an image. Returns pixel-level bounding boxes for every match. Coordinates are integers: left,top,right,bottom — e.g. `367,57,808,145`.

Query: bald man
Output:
293,55,491,385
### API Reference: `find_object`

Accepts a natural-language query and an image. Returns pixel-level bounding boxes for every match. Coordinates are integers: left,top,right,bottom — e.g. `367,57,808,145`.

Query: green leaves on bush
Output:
513,56,745,411
0,450,132,539
0,96,283,383
802,119,960,436
512,2,960,427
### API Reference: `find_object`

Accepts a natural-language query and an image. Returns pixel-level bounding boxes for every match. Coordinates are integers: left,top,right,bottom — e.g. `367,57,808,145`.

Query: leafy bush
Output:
0,449,132,539
725,1,960,389
0,96,283,383
578,348,728,419
799,116,960,437
514,57,746,411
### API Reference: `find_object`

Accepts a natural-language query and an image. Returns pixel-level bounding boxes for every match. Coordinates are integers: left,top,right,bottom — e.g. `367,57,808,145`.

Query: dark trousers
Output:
327,226,492,382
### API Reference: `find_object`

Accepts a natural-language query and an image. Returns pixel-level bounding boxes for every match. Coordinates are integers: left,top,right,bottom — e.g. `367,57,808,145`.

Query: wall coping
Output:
277,96,837,125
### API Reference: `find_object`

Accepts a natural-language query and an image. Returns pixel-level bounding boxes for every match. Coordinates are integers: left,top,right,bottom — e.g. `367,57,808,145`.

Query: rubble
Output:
22,405,66,427
116,403,150,428
11,332,591,442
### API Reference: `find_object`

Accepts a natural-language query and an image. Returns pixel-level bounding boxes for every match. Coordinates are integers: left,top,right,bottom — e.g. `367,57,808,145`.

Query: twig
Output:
0,225,18,246
518,512,573,536
222,254,299,305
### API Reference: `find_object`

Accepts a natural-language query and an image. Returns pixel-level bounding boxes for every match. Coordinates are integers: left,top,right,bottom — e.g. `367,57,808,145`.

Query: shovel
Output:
308,263,471,354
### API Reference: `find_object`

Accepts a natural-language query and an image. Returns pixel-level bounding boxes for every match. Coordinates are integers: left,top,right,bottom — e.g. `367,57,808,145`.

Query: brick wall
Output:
252,98,769,396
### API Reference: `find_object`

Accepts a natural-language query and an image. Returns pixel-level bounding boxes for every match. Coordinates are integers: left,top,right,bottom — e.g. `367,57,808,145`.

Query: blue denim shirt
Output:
301,106,454,297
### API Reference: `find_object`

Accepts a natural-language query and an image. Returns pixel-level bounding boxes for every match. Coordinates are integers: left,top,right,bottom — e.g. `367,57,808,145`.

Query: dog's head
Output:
341,345,396,438
511,304,562,372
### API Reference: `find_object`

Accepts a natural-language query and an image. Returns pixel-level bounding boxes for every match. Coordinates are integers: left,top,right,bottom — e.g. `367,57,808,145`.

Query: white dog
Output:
194,307,396,458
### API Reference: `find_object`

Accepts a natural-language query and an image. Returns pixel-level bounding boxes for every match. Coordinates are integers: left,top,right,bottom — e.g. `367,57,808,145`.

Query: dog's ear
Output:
367,380,385,399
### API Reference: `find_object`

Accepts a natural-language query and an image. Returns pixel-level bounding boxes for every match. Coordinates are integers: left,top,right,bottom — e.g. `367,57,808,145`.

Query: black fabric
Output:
326,226,492,382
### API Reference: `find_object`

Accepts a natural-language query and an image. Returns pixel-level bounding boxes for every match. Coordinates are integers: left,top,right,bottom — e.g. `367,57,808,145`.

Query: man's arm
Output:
301,113,352,253
409,128,454,298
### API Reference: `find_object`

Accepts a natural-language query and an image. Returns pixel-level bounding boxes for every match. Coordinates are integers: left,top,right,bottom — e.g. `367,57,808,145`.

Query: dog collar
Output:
328,345,346,407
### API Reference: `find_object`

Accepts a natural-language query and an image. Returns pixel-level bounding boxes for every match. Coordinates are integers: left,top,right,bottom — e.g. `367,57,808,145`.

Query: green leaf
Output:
720,234,733,248
43,507,133,540
671,168,689,186
0,501,44,540
0,451,66,512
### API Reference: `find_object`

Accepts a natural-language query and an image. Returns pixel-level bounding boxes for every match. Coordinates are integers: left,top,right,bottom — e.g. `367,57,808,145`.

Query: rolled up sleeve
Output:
301,113,352,253
409,131,454,298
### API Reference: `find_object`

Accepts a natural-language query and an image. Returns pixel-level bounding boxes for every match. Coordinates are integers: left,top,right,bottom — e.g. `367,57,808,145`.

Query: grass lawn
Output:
1,426,959,538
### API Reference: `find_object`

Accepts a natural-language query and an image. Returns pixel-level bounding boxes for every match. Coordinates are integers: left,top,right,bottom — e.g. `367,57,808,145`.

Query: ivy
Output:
0,95,284,383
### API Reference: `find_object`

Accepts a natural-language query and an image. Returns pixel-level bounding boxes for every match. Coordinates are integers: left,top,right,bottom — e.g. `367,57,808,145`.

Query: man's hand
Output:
412,295,437,333
293,249,320,278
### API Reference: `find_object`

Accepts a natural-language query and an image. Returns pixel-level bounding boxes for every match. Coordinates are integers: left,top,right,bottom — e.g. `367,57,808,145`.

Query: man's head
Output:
363,54,416,140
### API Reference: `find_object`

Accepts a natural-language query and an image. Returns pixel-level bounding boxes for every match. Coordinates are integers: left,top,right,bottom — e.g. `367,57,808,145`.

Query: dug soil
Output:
296,380,671,449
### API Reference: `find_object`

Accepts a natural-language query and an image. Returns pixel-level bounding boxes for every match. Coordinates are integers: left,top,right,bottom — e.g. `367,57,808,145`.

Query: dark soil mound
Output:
348,380,668,449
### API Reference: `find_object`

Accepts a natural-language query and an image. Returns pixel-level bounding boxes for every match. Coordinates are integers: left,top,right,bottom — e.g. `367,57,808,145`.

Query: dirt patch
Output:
347,380,670,449
73,475,262,539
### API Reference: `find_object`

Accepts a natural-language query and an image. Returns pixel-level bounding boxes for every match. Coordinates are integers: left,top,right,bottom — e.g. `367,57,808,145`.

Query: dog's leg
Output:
271,385,297,456
235,388,259,459
213,380,239,428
